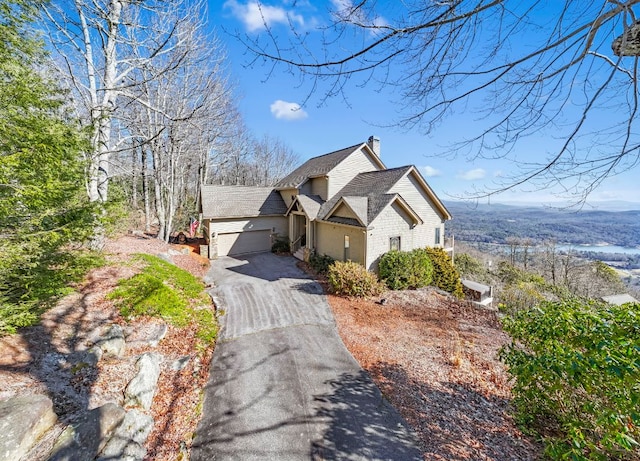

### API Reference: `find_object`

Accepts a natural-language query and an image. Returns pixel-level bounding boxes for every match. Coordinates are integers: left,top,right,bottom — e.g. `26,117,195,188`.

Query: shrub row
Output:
326,247,463,298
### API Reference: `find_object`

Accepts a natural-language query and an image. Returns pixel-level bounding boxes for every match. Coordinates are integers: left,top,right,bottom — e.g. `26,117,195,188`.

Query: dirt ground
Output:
325,286,542,460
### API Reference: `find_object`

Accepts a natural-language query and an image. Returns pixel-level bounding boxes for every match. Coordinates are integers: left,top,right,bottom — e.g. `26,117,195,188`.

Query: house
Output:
200,136,453,271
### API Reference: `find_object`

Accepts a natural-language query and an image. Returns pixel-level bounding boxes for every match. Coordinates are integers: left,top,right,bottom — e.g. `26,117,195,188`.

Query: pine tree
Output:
0,0,95,334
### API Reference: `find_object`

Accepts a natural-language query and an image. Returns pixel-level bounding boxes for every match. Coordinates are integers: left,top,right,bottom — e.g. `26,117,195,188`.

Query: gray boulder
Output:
0,394,57,461
95,324,125,358
49,402,126,461
124,352,163,410
97,409,153,461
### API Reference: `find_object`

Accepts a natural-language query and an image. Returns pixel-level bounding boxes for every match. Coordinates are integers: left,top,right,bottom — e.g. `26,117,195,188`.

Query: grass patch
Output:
108,254,217,348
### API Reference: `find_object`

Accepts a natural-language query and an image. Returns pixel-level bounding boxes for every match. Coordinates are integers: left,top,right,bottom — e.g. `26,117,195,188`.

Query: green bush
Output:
327,261,385,297
497,261,546,285
498,281,546,314
0,251,104,336
108,254,217,347
501,300,640,460
379,249,433,290
424,247,464,298
309,253,335,275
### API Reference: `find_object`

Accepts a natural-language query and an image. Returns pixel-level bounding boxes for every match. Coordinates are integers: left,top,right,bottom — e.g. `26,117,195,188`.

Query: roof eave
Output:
392,195,423,225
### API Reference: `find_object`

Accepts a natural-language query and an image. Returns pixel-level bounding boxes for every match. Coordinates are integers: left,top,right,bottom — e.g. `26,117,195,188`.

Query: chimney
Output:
367,135,380,157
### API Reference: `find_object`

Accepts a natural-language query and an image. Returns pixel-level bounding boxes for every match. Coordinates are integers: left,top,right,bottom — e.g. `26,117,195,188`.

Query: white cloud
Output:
224,0,304,32
457,168,486,180
422,166,442,177
270,100,308,120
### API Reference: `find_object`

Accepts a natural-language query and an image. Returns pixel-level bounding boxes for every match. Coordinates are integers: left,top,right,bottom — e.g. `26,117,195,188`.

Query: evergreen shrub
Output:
379,249,433,290
501,300,640,460
328,261,384,297
424,247,464,298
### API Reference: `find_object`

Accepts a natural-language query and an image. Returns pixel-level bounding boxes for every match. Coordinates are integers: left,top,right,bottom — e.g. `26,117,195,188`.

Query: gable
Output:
275,142,386,197
388,169,451,221
326,146,385,199
370,201,416,231
274,144,362,190
324,196,368,227
285,194,324,220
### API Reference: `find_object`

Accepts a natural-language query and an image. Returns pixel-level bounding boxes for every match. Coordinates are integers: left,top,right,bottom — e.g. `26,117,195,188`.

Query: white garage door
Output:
218,230,272,256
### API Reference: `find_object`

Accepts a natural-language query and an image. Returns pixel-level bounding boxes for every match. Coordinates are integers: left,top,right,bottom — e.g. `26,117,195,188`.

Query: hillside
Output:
445,201,640,248
327,287,541,459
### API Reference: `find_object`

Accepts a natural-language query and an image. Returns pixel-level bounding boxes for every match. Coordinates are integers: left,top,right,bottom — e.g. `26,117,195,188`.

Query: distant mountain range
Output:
444,200,640,247
486,200,640,212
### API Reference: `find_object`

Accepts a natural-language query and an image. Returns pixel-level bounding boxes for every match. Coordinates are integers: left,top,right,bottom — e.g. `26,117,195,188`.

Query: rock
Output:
125,322,168,347
0,394,57,461
97,409,153,461
170,355,191,371
124,352,163,410
71,347,102,370
49,403,126,461
157,253,174,265
95,324,125,358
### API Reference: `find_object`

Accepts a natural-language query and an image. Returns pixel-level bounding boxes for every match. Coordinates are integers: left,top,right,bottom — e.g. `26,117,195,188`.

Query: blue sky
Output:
209,0,640,207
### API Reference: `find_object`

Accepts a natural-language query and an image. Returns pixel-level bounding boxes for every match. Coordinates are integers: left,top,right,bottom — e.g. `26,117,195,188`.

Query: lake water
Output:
557,244,640,255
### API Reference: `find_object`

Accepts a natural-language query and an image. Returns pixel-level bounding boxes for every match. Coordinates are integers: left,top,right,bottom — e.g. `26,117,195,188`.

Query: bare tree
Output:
506,236,519,266
41,0,196,204
122,9,238,242
246,135,300,186
239,1,640,201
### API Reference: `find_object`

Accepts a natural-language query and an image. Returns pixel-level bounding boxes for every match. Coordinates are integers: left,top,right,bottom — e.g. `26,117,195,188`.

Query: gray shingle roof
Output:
295,195,324,220
341,196,368,225
201,185,287,218
274,143,363,189
318,166,413,225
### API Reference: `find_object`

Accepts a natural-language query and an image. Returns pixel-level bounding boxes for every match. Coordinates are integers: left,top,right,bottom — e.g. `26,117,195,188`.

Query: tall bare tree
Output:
122,8,238,242
41,0,196,204
239,1,640,201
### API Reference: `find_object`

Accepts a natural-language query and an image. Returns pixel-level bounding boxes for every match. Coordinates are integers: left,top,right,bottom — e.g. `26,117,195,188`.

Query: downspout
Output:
363,227,369,271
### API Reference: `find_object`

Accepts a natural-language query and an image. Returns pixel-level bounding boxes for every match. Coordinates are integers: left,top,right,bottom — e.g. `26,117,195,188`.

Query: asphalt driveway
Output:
191,253,421,461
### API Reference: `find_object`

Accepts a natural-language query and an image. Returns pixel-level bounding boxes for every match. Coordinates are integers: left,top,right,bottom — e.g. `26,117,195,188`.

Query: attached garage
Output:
200,185,289,259
217,229,272,256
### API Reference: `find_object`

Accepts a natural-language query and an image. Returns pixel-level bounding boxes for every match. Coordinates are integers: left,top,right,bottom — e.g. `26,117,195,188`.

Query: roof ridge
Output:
309,143,362,159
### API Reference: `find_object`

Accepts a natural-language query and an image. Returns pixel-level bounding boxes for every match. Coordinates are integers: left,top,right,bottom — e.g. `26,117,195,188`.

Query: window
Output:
435,227,441,245
344,235,350,261
390,236,401,251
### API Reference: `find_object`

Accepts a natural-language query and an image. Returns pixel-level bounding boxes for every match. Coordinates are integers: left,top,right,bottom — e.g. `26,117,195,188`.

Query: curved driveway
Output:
192,253,421,461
